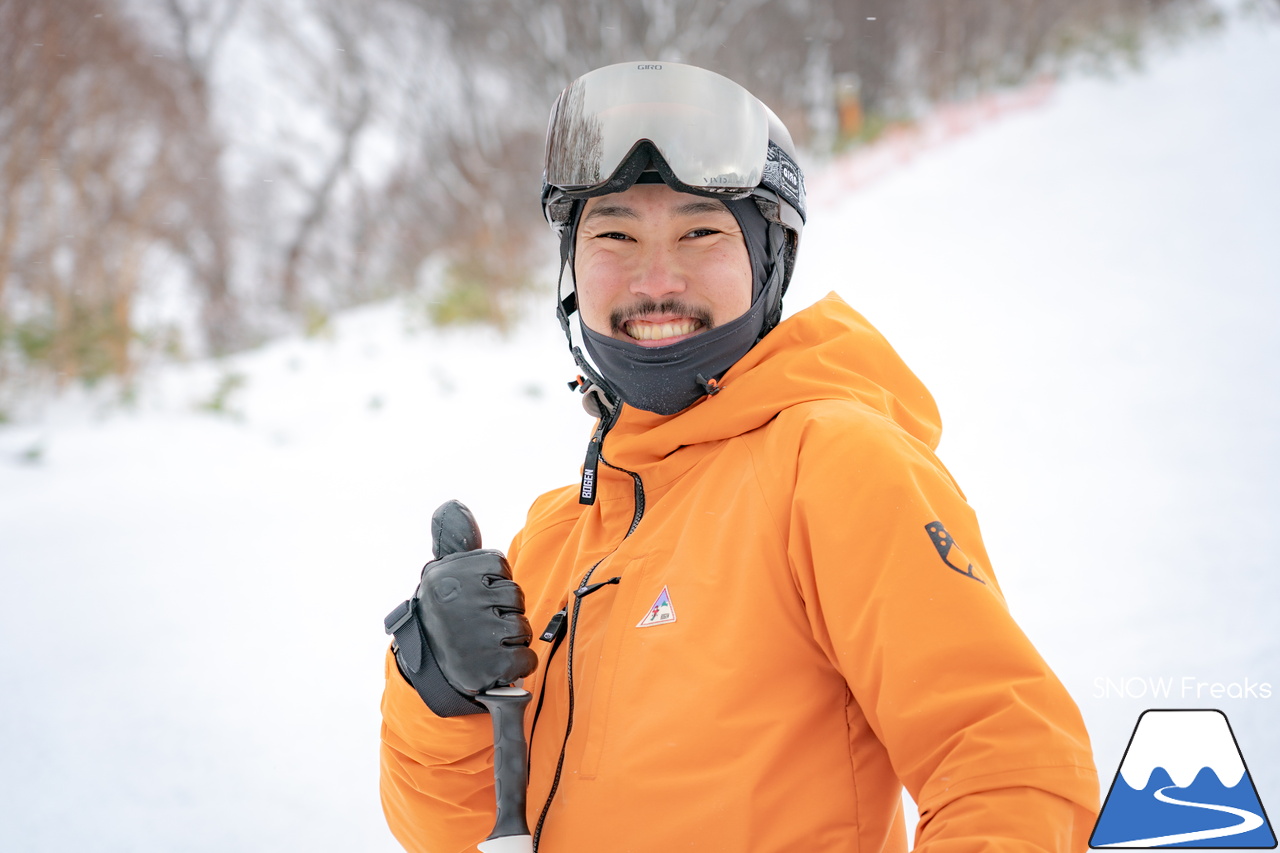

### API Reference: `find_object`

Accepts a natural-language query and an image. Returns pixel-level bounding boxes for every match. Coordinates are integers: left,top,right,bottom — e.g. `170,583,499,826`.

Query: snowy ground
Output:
3,15,1279,851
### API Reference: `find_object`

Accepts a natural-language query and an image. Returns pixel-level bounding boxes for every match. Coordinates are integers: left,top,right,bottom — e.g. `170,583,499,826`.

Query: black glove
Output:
384,500,538,717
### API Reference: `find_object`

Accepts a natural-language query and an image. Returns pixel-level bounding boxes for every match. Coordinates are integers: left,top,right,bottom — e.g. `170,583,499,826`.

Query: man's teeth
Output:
627,319,701,341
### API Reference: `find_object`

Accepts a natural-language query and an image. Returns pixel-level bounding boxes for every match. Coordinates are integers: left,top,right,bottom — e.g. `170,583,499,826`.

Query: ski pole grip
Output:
476,686,533,846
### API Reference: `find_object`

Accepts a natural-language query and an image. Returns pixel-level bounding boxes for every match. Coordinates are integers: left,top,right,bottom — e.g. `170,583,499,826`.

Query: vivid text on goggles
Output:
545,61,775,200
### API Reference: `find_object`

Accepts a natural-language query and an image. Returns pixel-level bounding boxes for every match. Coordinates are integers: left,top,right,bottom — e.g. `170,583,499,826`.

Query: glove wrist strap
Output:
384,599,486,717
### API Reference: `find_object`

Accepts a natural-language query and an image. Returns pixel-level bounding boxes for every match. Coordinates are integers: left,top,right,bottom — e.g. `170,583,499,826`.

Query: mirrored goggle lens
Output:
545,62,770,193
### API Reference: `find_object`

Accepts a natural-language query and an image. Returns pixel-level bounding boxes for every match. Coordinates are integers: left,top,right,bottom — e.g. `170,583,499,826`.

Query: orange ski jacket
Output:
381,293,1100,852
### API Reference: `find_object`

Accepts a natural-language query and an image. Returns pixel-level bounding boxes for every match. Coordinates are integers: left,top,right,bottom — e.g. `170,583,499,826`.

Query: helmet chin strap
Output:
552,198,621,414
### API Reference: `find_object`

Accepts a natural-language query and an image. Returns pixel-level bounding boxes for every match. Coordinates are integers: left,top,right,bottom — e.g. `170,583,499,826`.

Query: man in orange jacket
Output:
381,62,1099,852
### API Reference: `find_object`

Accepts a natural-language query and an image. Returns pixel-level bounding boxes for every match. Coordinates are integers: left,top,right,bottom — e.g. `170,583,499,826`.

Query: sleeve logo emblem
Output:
924,521,985,584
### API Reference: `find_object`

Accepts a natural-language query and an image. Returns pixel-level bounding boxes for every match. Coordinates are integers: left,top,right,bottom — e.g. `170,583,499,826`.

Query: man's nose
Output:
629,244,685,300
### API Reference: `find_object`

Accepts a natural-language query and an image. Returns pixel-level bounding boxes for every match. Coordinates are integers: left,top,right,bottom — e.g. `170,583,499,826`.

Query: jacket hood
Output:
599,293,941,472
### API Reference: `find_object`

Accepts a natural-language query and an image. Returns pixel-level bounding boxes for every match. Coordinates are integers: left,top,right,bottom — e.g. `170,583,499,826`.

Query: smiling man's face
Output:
574,182,753,347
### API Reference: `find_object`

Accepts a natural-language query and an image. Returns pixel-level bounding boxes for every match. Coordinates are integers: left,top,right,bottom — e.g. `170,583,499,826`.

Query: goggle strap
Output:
763,141,806,223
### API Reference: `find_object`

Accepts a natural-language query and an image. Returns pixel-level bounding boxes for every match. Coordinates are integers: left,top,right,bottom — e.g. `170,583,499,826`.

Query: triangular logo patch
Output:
637,586,677,628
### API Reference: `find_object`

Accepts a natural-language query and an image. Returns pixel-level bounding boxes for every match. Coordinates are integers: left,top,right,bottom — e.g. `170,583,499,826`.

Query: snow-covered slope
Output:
2,14,1278,852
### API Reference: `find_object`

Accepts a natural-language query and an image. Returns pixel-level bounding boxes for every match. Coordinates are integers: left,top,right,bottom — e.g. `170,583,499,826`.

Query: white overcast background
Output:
2,13,1279,852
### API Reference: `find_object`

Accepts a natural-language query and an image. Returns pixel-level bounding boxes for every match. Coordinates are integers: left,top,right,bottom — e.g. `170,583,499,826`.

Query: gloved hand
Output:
384,500,537,717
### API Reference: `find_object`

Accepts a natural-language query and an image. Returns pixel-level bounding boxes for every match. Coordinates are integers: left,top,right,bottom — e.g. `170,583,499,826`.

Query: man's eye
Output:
598,231,631,241
687,228,720,239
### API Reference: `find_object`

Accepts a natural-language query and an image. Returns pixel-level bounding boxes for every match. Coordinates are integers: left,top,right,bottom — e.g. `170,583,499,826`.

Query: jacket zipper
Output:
531,450,645,851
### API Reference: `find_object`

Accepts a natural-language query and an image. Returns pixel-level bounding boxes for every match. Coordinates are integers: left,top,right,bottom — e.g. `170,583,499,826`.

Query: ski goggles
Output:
543,61,805,219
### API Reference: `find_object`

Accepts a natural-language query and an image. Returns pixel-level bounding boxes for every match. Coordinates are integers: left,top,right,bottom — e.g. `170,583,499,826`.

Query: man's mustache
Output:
609,299,714,334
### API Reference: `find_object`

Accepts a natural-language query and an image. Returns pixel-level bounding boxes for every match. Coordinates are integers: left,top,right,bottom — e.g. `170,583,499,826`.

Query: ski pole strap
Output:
385,599,486,717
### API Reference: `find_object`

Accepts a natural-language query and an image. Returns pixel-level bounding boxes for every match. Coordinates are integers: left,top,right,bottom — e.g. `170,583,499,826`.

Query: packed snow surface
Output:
3,15,1279,852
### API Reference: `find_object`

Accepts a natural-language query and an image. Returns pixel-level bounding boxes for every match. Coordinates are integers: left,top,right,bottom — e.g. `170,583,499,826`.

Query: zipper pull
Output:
540,608,568,643
575,576,622,599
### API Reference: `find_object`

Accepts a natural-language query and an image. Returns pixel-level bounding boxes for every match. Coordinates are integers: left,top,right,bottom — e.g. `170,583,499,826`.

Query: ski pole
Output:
475,686,533,853
430,501,534,853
